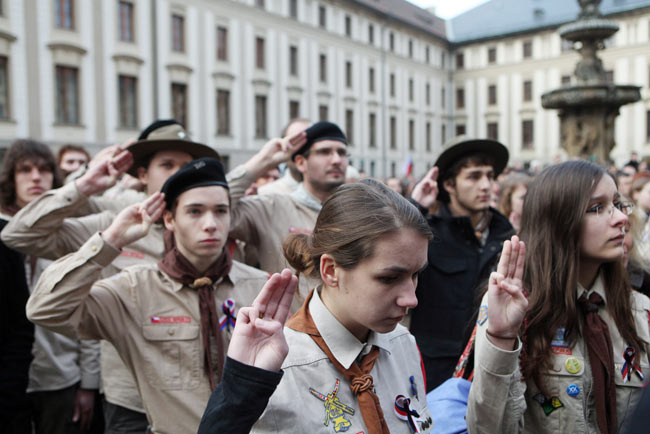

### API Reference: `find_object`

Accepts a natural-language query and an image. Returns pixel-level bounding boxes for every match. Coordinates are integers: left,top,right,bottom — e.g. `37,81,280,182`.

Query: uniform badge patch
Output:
533,393,564,416
309,379,355,432
477,305,488,326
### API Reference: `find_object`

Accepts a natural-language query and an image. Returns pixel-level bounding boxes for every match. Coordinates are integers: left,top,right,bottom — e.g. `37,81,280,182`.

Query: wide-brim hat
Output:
435,136,509,202
127,121,220,176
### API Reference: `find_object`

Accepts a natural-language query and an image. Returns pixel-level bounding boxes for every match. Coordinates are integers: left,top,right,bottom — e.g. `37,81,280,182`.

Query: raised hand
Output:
411,167,439,209
486,235,528,349
77,142,135,197
227,269,298,372
101,192,165,249
243,131,308,177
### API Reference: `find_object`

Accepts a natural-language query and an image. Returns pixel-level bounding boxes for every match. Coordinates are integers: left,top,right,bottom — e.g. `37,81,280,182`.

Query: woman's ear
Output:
320,254,339,288
163,210,174,232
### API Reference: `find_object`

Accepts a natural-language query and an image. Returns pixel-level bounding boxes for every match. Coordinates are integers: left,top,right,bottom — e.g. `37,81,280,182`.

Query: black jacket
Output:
410,203,514,392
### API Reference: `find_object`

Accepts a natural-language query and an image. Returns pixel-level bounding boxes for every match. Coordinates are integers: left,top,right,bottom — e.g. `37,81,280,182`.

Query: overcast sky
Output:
406,0,490,19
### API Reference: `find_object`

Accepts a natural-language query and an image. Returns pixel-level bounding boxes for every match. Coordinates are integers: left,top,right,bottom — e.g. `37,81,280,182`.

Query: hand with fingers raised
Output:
101,192,166,250
227,269,298,372
411,167,439,209
76,141,135,197
243,131,308,178
486,235,528,350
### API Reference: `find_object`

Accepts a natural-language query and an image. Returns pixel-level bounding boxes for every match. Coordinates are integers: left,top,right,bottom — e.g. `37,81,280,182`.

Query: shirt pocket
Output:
142,324,201,390
614,361,648,425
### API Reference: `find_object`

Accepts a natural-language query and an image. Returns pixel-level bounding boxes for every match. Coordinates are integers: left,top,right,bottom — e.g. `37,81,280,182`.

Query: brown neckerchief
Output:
286,290,390,434
578,292,617,434
157,230,232,390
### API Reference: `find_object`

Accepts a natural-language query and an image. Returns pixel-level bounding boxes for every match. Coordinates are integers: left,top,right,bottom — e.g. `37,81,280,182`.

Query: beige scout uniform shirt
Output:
467,275,650,434
1,181,162,412
257,170,300,196
27,232,269,434
251,289,433,434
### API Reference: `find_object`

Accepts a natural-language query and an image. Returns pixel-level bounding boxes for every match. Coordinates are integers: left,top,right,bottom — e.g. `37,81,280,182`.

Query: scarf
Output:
290,183,322,212
157,230,232,390
286,290,390,434
578,292,618,434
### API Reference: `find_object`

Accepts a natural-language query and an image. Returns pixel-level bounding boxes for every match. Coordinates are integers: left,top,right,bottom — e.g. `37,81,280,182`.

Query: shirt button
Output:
168,328,175,336
91,245,98,252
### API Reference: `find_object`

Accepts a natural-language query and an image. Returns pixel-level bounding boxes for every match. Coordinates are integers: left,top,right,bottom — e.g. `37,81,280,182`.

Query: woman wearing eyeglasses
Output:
467,160,650,434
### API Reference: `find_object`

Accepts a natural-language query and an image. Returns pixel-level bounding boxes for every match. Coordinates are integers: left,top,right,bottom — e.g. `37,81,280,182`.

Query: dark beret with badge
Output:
291,121,347,161
160,158,228,210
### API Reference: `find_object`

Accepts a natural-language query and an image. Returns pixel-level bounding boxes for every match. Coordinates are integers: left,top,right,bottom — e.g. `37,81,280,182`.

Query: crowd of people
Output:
1,116,649,434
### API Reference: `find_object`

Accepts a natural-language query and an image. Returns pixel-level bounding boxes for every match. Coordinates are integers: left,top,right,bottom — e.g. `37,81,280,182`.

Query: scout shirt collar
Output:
291,183,322,212
310,287,391,370
577,271,607,304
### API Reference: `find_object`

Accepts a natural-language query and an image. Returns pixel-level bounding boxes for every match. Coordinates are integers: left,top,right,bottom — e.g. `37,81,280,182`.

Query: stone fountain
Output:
541,0,641,162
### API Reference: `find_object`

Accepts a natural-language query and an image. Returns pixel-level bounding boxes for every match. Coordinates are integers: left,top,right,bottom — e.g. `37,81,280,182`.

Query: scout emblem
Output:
477,305,488,326
309,379,355,432
533,393,564,416
219,298,236,331
621,346,644,383
394,395,430,433
566,384,580,398
565,357,581,374
551,327,572,355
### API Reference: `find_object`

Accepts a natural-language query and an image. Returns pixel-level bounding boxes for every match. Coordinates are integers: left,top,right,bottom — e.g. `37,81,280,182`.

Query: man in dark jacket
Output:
409,137,514,392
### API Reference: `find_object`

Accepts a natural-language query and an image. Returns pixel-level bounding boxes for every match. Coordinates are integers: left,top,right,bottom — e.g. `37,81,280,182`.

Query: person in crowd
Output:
2,120,220,434
409,137,514,392
623,206,650,296
617,163,637,199
467,160,649,433
257,118,311,196
498,172,532,233
27,158,270,433
201,179,434,433
630,172,650,217
0,139,101,434
626,152,640,172
386,177,405,195
58,144,90,178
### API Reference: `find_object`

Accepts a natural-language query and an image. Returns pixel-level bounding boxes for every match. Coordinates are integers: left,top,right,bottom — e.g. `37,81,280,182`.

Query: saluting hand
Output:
227,269,298,372
76,141,135,197
101,192,166,250
411,167,439,209
243,131,308,177
486,235,528,350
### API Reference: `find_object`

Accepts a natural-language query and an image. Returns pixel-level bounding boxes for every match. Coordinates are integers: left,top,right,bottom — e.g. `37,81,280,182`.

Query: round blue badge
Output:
567,384,580,398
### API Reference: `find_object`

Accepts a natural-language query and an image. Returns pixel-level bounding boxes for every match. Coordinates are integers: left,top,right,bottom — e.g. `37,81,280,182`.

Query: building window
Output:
255,37,265,69
605,70,614,83
217,89,230,135
487,122,498,140
55,65,79,124
369,113,376,148
370,160,375,177
55,0,74,29
646,110,650,142
425,122,431,151
319,104,328,121
390,73,395,97
456,124,466,136
345,61,352,88
319,54,327,83
408,119,415,150
408,39,413,58
523,40,532,58
456,52,464,70
561,75,571,85
426,46,430,63
318,5,326,28
441,124,446,143
389,32,394,52
441,52,446,68
345,15,351,37
441,87,446,109
409,79,414,102
217,26,228,61
425,83,430,105
369,67,375,93
118,1,134,42
255,95,267,137
118,75,137,129
255,0,265,8
171,14,184,52
368,24,374,44
171,82,187,128
345,109,354,146
488,84,497,105
289,45,298,76
289,100,300,119
522,120,534,149
289,0,297,18
488,46,496,64
390,116,397,149
523,80,533,102
0,56,8,119
391,161,396,178
456,88,465,109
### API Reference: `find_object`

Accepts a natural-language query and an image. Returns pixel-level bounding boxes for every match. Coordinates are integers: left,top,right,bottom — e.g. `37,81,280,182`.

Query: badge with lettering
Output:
310,379,355,432
150,315,191,324
566,384,580,398
533,393,564,416
477,305,488,326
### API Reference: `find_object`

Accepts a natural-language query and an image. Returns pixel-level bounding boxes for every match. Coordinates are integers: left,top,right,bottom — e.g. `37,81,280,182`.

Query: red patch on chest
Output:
150,316,191,324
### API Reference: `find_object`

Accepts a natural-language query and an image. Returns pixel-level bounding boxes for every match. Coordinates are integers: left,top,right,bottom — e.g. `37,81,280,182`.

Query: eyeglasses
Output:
585,201,634,218
305,147,350,159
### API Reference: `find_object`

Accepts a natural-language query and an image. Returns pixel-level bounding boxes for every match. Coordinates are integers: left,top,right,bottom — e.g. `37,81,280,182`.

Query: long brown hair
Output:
520,160,645,393
283,179,432,279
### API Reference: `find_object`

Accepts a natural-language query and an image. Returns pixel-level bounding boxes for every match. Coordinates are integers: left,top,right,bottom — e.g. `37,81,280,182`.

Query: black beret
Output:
291,121,347,161
160,158,228,209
